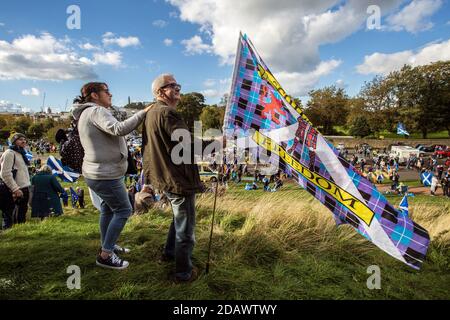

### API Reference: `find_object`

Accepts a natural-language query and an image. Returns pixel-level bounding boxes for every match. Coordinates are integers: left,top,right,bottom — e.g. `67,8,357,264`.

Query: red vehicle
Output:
435,147,450,158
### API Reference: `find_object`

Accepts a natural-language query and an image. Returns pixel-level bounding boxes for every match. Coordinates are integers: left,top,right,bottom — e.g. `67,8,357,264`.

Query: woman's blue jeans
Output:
85,178,132,253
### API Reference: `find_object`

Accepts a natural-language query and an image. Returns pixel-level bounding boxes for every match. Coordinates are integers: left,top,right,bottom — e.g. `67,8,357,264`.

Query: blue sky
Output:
0,0,449,112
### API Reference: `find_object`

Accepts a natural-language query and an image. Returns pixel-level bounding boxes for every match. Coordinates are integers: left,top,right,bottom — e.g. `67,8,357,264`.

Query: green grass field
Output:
0,179,449,300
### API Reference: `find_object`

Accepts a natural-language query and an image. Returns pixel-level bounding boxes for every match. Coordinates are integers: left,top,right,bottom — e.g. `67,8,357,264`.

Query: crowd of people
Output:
340,146,450,197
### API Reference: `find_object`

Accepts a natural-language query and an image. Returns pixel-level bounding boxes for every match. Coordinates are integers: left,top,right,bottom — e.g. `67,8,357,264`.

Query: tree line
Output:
126,61,449,138
306,61,450,138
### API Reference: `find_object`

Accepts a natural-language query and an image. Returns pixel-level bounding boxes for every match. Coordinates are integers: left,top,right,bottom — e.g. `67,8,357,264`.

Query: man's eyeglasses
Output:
161,83,181,91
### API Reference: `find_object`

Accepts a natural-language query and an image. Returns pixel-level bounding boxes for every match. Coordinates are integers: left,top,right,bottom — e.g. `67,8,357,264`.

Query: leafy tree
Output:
12,117,32,134
200,105,225,131
305,86,349,135
27,123,46,140
395,62,450,138
357,75,399,134
176,92,205,131
349,116,373,138
124,102,150,110
42,118,56,131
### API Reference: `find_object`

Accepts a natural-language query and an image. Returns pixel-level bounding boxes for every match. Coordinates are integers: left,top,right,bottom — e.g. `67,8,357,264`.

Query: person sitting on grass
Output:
31,165,66,220
134,184,156,215
272,177,283,192
263,176,270,191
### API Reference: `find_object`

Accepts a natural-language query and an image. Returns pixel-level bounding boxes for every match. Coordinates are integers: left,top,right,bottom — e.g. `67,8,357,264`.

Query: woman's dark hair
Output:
73,82,108,104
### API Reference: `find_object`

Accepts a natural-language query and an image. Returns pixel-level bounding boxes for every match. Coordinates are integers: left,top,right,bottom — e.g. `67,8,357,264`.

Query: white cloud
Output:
21,87,40,96
169,0,404,95
93,51,123,66
169,11,178,18
386,0,442,33
356,39,450,75
200,78,231,99
163,38,173,46
0,32,97,80
335,79,347,89
181,35,213,55
102,34,140,48
203,79,216,87
275,60,342,96
152,19,168,28
0,23,5,27
103,32,115,38
200,89,219,98
170,1,403,69
80,42,100,50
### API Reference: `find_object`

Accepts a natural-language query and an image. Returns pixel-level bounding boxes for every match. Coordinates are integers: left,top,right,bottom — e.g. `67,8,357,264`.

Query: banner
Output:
223,33,430,269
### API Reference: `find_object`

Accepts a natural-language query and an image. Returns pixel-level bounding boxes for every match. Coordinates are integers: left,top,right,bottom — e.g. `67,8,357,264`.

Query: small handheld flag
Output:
420,171,432,187
398,195,409,218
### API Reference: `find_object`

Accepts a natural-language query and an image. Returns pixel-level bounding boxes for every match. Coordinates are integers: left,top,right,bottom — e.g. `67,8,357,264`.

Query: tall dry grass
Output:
196,186,450,263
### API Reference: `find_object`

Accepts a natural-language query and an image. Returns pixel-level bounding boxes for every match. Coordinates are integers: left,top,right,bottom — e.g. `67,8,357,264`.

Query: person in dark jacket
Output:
30,165,66,219
142,74,203,283
76,187,85,209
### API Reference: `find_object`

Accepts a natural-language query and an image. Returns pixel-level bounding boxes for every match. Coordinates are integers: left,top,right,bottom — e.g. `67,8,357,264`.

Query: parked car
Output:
197,162,218,182
434,147,450,159
415,144,435,153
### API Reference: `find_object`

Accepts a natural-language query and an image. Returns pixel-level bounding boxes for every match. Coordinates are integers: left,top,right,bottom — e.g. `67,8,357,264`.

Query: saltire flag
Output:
47,156,80,183
25,149,33,162
223,33,430,269
70,187,79,208
397,123,409,136
420,171,432,187
398,195,409,218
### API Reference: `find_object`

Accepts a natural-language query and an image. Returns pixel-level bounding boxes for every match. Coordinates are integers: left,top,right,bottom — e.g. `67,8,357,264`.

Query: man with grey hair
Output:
142,73,203,283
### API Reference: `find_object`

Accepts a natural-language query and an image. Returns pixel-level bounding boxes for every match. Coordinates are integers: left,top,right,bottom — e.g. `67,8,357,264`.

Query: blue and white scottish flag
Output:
420,171,432,187
25,149,33,162
397,123,409,136
398,195,409,218
47,156,80,183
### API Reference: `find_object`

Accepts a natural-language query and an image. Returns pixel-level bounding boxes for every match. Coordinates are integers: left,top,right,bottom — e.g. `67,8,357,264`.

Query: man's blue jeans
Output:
164,192,196,281
85,178,132,253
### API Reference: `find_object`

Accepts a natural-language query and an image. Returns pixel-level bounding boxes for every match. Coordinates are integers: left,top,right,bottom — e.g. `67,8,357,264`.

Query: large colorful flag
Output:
223,33,430,269
397,123,410,136
47,156,80,183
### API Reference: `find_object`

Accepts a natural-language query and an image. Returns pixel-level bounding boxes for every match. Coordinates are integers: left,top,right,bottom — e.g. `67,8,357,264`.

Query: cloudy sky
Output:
0,0,449,112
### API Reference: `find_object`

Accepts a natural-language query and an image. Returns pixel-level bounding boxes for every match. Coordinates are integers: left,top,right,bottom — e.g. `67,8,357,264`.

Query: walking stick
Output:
205,178,219,274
